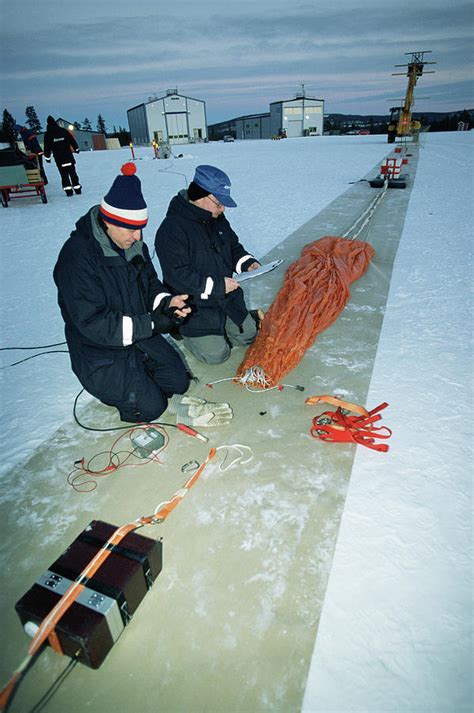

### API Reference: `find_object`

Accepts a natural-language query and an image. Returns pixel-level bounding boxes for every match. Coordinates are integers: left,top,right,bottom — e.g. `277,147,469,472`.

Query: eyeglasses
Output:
207,195,224,209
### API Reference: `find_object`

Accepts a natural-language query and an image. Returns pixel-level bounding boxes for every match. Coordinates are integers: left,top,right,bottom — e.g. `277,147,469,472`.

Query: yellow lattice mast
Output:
387,51,436,143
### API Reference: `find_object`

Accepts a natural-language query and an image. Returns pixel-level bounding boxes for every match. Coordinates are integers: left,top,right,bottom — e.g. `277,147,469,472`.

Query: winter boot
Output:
74,185,82,195
250,308,265,330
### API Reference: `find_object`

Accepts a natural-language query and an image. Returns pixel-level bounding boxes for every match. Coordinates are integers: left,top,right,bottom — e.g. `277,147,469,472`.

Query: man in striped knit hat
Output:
53,163,192,423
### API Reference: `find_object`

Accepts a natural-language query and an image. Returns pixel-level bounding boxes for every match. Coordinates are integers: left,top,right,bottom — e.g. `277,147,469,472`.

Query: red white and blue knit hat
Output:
99,163,148,229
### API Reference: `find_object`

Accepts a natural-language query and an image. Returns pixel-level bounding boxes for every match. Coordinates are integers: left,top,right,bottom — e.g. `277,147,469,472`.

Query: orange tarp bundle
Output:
237,236,375,385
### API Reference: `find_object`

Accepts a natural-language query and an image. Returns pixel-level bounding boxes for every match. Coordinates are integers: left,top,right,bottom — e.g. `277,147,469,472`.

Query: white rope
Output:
342,178,388,240
239,366,273,391
206,366,302,392
215,444,254,471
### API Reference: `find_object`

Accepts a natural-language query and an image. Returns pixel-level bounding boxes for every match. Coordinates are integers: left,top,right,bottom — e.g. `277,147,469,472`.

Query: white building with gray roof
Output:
127,89,207,146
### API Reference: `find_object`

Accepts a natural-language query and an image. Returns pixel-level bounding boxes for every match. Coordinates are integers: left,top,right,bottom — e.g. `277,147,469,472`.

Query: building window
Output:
305,106,322,113
285,107,302,114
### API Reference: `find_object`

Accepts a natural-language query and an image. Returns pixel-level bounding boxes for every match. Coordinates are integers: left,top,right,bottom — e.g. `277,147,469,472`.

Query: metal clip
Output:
181,459,200,474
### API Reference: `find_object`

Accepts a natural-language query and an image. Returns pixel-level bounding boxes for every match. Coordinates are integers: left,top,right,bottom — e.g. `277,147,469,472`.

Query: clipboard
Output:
234,259,284,283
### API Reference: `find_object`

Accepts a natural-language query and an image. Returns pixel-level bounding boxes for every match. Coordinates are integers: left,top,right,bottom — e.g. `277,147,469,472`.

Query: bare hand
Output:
247,261,261,271
224,277,240,294
170,294,192,317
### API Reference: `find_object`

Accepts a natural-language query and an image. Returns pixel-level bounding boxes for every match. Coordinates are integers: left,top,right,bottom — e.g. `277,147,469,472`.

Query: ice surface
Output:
0,132,472,712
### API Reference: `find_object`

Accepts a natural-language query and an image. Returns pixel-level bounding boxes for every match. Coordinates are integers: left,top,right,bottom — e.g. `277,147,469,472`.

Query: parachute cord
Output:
215,444,254,471
342,178,388,241
206,366,304,392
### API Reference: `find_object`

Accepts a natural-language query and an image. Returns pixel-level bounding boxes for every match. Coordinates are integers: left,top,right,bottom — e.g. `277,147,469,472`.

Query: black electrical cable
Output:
155,155,189,186
0,342,67,350
73,388,179,433
27,657,79,713
2,648,45,713
1,350,69,369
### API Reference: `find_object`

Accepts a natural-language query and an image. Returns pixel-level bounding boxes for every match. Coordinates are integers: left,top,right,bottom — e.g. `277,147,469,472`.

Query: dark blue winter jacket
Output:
54,206,174,402
44,117,79,167
154,190,256,337
20,127,43,155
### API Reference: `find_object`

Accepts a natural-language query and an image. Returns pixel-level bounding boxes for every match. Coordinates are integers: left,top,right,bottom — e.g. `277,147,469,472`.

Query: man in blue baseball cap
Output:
155,164,261,364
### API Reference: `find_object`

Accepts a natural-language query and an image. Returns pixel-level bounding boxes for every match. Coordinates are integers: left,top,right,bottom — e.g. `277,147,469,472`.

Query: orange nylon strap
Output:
29,448,216,655
310,403,391,452
141,447,216,524
1,448,217,712
305,394,369,417
1,525,138,710
28,522,139,657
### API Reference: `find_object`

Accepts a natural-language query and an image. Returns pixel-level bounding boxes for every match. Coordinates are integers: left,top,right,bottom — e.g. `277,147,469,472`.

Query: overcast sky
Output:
1,0,472,132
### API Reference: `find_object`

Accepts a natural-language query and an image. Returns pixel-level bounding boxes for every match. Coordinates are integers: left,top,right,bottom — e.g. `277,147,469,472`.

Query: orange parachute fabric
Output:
237,236,375,385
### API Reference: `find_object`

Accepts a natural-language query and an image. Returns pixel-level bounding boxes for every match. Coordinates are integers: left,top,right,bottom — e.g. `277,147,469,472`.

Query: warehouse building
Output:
208,89,324,141
270,93,324,138
208,113,271,141
127,89,207,146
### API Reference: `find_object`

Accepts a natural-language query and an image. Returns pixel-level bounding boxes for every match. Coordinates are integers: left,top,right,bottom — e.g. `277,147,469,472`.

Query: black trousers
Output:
58,163,81,193
77,339,190,423
37,154,48,184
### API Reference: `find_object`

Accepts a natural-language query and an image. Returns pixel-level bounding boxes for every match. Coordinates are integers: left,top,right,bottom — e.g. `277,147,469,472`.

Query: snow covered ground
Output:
0,132,472,711
302,132,473,712
0,134,394,474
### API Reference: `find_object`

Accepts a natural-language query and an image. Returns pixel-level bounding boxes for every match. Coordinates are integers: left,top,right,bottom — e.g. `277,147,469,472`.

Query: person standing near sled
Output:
16,124,48,184
154,165,261,364
43,115,81,196
53,163,192,423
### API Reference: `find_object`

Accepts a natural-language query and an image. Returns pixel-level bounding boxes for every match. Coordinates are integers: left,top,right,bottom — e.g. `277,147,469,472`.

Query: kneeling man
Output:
54,163,191,422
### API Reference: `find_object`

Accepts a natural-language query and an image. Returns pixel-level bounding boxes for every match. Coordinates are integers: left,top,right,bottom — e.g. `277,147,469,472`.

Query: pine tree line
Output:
1,107,112,141
25,106,42,132
2,108,17,144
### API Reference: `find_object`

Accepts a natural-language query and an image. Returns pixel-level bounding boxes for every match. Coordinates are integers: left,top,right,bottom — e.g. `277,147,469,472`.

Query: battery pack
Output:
15,520,162,668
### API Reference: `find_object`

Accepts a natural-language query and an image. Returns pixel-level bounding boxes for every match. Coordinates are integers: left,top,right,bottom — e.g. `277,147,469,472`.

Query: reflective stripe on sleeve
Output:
235,255,254,274
152,292,171,311
200,277,214,300
122,316,133,346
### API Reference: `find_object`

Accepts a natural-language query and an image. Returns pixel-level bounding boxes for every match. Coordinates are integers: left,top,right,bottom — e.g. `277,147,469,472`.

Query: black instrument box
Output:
15,520,162,668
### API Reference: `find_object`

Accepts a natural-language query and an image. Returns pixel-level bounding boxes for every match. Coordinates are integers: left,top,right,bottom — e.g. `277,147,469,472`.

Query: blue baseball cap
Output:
193,164,237,207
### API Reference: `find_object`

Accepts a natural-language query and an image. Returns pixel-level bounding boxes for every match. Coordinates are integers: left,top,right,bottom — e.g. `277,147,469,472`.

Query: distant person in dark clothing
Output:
16,124,48,184
54,163,191,423
43,115,81,196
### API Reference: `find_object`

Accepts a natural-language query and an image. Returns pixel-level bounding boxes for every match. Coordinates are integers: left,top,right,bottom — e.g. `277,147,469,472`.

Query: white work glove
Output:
176,396,233,427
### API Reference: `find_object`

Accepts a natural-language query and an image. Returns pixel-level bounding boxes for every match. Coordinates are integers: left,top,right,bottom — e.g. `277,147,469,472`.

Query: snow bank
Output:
302,131,473,712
